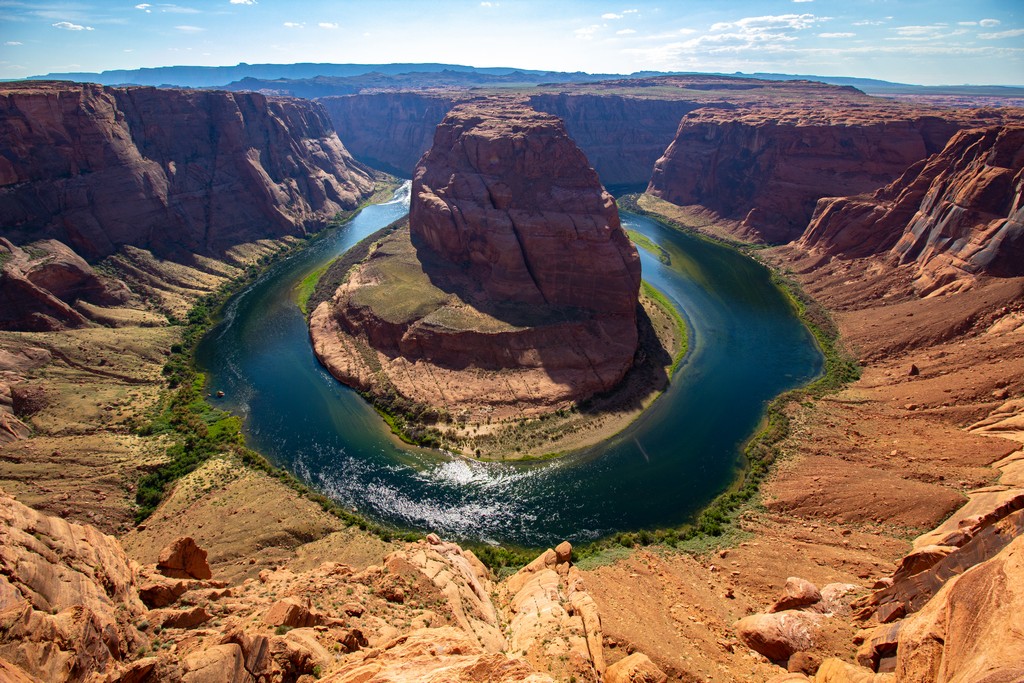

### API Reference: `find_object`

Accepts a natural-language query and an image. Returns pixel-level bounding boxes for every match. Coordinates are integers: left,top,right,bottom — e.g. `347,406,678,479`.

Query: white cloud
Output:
980,27,1024,40
480,1,499,6
4,41,23,46
980,19,1000,28
52,21,93,31
793,0,814,3
574,24,602,40
160,5,201,14
616,28,636,35
283,21,304,28
230,0,256,4
819,32,854,38
174,24,204,32
318,22,338,29
623,9,638,13
711,14,819,33
853,20,885,26
135,3,151,11
603,13,623,20
891,24,969,41
958,21,977,26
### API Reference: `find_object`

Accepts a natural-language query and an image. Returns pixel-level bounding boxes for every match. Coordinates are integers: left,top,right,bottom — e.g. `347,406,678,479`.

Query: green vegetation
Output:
626,229,671,265
640,280,688,377
295,263,330,315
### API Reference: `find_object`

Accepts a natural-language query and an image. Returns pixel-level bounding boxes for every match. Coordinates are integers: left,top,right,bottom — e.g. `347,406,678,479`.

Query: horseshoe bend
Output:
309,101,684,458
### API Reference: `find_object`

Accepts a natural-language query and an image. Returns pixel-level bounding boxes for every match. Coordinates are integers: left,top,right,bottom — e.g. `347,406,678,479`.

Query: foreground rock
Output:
0,488,641,682
311,101,642,428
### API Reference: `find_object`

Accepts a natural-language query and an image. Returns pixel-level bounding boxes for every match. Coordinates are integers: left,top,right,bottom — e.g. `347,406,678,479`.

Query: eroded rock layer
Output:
409,102,640,316
312,102,641,420
647,106,1017,243
799,125,1024,294
0,81,374,262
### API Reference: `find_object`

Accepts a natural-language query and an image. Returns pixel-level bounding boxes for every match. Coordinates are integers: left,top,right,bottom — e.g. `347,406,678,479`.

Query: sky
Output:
1,1,1022,85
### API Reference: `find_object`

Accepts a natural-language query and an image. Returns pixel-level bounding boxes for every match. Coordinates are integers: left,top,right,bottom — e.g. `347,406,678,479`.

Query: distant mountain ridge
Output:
25,61,1023,97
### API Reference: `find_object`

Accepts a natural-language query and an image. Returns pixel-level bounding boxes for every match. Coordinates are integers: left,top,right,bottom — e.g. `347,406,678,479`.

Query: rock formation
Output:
0,487,630,683
799,125,1024,294
646,107,1018,243
0,81,374,262
311,102,641,423
0,238,134,331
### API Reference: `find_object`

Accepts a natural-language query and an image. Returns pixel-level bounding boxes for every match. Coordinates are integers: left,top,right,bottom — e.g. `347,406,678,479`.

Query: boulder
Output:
770,577,822,612
734,611,820,662
262,597,324,629
604,652,668,683
157,537,212,580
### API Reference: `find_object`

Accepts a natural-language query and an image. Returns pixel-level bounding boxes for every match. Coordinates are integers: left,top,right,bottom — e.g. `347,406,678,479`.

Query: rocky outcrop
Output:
0,238,133,331
320,92,456,177
799,126,1024,294
156,536,213,580
410,102,640,317
648,109,972,243
312,101,641,422
894,535,1024,683
0,488,635,683
0,81,374,262
0,489,147,681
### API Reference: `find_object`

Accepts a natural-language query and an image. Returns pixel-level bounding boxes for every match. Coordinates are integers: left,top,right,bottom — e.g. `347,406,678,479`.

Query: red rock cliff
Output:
0,81,374,261
647,108,970,243
410,101,641,318
799,125,1024,293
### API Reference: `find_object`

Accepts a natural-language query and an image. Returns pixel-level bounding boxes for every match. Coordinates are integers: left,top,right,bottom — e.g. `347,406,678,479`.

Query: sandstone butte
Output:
310,101,643,430
3,75,1024,682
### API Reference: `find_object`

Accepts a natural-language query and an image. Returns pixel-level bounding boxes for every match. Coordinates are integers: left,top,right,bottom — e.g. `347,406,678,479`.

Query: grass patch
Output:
295,263,330,315
626,229,671,265
641,280,688,377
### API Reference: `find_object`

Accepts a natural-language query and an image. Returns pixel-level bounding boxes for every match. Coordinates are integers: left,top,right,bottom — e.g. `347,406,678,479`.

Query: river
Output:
195,183,822,547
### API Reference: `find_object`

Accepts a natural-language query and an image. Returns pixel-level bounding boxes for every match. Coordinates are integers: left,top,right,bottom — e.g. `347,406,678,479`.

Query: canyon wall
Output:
319,92,456,177
527,93,698,188
0,82,374,262
321,91,695,188
799,125,1024,293
647,109,968,243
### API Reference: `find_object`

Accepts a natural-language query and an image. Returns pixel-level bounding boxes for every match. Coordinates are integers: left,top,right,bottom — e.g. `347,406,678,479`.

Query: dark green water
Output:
195,183,822,547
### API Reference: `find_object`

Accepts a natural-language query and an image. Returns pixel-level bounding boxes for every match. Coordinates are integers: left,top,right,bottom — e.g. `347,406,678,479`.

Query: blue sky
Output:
1,1,1022,85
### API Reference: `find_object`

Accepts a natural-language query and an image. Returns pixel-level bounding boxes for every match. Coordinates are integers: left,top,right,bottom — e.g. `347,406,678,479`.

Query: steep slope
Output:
0,81,374,262
799,125,1024,294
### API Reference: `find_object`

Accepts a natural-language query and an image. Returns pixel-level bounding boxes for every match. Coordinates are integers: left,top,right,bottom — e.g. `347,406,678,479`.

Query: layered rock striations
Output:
799,125,1024,294
311,102,641,424
0,81,374,262
646,106,1017,244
